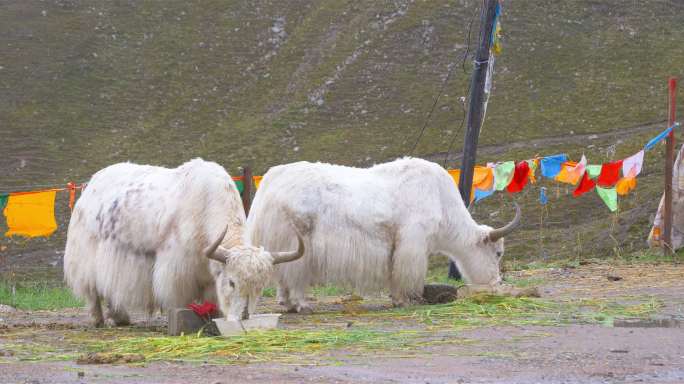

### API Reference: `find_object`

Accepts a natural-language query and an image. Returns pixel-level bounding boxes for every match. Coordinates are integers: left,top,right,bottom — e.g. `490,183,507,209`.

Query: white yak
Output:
246,157,521,313
64,158,303,326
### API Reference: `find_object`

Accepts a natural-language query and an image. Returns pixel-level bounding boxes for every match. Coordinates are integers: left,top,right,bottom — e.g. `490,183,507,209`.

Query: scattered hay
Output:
76,352,145,365
79,328,418,364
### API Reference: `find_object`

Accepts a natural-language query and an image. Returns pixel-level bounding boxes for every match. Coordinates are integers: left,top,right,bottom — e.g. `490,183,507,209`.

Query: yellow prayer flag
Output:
4,190,58,238
253,176,263,189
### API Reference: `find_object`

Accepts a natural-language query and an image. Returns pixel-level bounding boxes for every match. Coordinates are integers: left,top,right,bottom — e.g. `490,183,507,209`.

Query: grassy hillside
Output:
1,0,684,265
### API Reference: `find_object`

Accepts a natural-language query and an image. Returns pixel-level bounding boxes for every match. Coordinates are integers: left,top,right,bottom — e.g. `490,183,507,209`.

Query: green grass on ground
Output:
0,280,82,311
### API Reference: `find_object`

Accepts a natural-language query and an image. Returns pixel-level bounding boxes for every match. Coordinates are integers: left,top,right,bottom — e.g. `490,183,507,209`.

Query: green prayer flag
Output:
494,161,515,191
596,186,617,212
0,194,7,212
586,165,602,179
234,180,244,194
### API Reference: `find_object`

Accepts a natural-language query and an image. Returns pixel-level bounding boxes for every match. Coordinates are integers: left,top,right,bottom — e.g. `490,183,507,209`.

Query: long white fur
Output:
246,157,506,312
64,158,249,325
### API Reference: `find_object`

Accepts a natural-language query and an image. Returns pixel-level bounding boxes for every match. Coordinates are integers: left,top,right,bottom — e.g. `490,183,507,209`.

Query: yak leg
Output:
276,285,291,307
288,288,313,314
87,294,104,328
278,281,312,314
105,306,131,326
390,238,428,307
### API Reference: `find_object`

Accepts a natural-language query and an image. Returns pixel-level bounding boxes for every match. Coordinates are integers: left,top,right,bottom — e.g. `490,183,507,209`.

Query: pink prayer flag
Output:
622,150,644,178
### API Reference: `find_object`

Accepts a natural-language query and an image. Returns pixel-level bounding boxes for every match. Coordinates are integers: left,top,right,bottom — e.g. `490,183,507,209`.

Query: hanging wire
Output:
408,2,481,157
441,4,480,167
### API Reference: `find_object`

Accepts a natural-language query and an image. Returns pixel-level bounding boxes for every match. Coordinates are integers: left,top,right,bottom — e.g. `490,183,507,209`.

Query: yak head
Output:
450,203,521,287
204,228,305,321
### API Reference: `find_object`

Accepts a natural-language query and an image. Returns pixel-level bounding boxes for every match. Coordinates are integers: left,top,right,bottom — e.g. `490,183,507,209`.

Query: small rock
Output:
0,304,16,313
607,274,623,281
77,371,85,378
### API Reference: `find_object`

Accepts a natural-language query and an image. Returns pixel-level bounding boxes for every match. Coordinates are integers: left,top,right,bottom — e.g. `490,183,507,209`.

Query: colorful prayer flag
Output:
253,176,263,189
596,186,618,212
494,161,515,191
507,161,529,193
616,177,637,196
597,160,623,187
539,187,548,205
540,154,568,178
526,159,538,184
573,172,596,197
474,188,495,202
234,180,244,194
622,150,644,178
644,124,676,150
4,190,58,238
555,161,583,185
586,165,602,179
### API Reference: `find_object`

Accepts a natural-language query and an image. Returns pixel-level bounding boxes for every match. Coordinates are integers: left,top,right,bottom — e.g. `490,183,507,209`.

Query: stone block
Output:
422,283,459,304
168,308,215,336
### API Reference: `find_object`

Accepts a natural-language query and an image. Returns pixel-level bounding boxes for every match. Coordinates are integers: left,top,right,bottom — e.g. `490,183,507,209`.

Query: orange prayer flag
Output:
473,166,494,191
447,169,482,203
4,190,58,238
555,161,582,185
448,169,460,184
616,177,637,196
253,176,263,189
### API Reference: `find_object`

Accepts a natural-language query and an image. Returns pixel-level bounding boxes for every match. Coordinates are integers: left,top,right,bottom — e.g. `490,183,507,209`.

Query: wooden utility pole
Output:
242,166,253,216
449,0,500,279
663,77,678,255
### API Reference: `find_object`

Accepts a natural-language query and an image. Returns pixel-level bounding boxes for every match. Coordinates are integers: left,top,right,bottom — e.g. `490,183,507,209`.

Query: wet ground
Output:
1,261,684,384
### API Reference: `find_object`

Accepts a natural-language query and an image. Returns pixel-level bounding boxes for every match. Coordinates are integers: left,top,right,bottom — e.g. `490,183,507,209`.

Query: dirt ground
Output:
2,261,684,384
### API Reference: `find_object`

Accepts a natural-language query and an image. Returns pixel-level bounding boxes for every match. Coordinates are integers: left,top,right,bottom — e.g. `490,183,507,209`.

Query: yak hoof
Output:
105,309,131,326
105,317,130,327
297,306,314,315
92,319,105,328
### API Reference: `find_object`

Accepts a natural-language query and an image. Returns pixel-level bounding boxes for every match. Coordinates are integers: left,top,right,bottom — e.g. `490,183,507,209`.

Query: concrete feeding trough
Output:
214,313,282,336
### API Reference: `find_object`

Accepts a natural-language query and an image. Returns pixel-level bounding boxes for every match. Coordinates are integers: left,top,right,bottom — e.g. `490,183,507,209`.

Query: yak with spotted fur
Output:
64,158,303,326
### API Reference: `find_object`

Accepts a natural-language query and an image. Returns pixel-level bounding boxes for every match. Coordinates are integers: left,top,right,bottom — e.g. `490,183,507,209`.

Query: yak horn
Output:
204,224,229,263
488,202,521,242
270,232,305,265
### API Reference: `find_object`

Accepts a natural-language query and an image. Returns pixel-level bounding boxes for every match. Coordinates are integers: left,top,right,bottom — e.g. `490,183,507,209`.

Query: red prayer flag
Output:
507,161,530,193
573,172,596,197
597,160,623,188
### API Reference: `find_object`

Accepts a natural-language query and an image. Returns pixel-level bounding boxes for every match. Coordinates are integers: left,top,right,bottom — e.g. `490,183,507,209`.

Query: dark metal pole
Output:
242,166,252,216
663,77,677,256
449,0,499,279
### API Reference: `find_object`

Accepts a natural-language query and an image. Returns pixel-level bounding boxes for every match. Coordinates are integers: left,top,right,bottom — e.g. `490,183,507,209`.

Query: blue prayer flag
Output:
644,123,679,150
540,154,568,179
